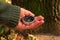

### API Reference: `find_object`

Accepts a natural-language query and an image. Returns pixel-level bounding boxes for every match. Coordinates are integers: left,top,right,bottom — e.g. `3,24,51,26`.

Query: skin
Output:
15,8,44,30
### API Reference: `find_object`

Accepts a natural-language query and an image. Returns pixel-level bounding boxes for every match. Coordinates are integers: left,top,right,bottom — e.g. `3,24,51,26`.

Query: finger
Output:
35,20,44,27
38,15,44,20
20,8,26,18
29,12,35,17
29,21,39,29
20,12,25,19
24,11,35,17
35,16,44,21
29,20,44,29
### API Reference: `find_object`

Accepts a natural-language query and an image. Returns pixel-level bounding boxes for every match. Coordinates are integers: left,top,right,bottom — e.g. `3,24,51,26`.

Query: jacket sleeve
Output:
0,2,20,27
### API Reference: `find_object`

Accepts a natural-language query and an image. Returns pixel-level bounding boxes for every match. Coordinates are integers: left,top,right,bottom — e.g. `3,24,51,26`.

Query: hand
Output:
15,8,44,30
20,8,35,18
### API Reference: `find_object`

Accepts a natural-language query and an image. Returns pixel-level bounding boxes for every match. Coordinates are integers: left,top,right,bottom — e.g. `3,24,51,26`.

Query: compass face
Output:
23,16,34,22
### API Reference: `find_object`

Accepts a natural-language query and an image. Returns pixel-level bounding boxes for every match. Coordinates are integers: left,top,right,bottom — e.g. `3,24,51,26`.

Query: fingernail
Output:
39,16,44,20
41,20,44,23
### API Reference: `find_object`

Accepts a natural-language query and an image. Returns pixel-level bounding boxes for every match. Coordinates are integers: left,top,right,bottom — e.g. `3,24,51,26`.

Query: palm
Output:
16,16,44,30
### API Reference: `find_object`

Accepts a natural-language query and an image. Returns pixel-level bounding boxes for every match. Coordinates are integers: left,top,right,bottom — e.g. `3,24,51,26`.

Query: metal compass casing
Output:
22,16,34,25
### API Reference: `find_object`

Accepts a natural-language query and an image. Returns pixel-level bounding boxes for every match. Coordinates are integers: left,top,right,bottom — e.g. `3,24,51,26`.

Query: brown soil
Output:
35,34,60,40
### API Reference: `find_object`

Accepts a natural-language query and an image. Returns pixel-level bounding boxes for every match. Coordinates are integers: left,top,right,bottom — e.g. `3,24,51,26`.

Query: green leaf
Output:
0,26,5,35
8,37,13,40
28,36,33,40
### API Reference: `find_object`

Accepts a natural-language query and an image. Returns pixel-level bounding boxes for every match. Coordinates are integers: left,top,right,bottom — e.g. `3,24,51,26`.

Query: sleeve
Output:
0,2,20,27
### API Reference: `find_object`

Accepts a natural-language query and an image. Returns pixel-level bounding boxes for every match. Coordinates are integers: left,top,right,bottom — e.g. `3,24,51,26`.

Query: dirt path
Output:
34,34,60,40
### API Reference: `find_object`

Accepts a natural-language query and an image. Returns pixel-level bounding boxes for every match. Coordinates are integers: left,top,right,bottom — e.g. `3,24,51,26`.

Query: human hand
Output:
15,8,44,30
20,8,35,18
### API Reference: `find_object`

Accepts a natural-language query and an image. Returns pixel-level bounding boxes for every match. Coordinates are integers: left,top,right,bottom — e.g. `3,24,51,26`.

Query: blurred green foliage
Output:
0,26,5,35
0,0,6,2
12,0,47,16
23,0,46,16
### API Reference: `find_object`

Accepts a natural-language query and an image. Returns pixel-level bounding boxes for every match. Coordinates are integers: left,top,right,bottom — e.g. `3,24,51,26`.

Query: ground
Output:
34,34,60,40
